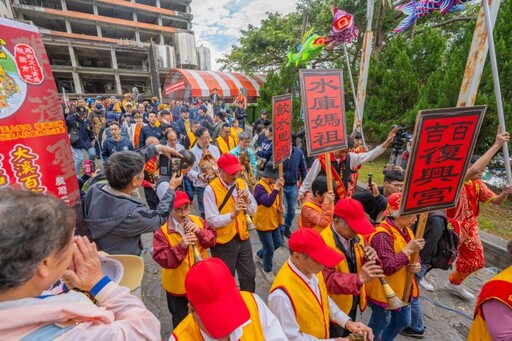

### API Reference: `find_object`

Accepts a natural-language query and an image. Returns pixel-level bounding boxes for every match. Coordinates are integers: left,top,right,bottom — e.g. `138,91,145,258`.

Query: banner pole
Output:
482,0,511,183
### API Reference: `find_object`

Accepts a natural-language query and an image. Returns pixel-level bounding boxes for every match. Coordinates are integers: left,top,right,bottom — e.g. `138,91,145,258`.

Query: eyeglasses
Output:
387,182,404,189
174,205,191,213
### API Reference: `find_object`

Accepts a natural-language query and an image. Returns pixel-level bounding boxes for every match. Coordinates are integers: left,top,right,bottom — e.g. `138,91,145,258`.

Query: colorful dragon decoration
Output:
286,6,358,67
393,0,471,33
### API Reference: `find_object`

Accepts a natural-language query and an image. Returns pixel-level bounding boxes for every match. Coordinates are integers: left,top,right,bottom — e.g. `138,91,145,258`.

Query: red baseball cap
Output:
173,190,191,209
334,198,375,236
185,258,250,338
289,228,344,267
217,153,243,175
383,192,402,218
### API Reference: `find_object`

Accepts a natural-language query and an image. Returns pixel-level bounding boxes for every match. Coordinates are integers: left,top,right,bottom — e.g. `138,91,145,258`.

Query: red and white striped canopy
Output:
162,68,265,101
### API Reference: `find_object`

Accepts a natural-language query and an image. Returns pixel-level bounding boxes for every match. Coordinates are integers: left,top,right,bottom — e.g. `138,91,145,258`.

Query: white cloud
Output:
191,0,298,71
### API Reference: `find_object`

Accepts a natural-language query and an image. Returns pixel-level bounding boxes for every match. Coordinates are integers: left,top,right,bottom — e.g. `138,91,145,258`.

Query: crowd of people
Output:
0,88,511,341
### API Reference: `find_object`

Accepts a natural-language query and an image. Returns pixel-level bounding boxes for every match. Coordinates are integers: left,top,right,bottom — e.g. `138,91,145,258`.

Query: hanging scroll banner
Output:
272,93,292,168
300,69,347,157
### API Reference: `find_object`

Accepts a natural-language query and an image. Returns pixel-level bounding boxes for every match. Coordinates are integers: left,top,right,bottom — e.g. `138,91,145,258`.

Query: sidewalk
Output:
140,202,505,340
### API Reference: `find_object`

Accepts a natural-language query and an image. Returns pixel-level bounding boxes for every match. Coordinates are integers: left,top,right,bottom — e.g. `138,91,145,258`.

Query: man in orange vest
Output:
269,228,374,341
203,153,257,292
467,241,512,341
215,123,236,155
170,258,287,340
152,191,217,329
321,198,384,337
366,193,425,340
253,163,285,283
299,176,334,232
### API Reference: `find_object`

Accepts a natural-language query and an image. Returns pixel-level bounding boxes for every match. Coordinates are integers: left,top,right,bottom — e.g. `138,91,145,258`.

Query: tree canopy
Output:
219,0,512,153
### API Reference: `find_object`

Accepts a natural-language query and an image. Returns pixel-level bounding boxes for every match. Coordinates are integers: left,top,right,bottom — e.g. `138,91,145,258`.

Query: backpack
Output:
430,225,459,270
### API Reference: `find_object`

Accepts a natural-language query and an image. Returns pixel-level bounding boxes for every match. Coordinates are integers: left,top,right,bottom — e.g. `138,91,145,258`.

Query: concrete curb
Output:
355,181,511,270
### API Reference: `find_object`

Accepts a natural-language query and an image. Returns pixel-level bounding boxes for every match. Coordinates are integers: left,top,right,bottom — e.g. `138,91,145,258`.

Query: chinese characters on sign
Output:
14,43,44,85
400,106,486,215
8,144,46,193
0,154,8,186
272,94,292,168
0,18,79,204
300,69,347,157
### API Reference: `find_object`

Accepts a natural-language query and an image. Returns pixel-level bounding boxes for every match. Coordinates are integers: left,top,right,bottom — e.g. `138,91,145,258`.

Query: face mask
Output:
406,145,411,153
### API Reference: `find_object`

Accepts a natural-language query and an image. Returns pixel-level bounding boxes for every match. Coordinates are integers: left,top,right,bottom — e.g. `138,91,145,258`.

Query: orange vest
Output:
160,215,209,295
467,266,512,341
270,262,330,339
216,136,236,154
171,291,265,340
299,200,326,233
231,127,243,144
209,178,249,244
253,180,280,232
187,131,196,149
366,220,419,304
321,227,367,314
134,124,142,147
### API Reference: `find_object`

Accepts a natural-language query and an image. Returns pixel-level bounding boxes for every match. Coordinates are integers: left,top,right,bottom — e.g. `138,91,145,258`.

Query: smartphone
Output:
159,155,170,176
90,161,96,173
368,173,373,188
171,158,182,177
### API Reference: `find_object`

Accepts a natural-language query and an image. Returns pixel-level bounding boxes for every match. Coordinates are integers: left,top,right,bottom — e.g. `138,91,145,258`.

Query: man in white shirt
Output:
269,228,374,341
297,127,399,202
203,153,257,292
188,127,221,218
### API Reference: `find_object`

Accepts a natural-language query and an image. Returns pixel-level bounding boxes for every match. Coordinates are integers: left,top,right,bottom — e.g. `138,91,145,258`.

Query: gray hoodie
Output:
83,184,175,255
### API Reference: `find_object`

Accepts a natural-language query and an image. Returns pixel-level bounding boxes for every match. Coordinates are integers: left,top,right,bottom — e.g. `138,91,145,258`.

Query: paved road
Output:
140,206,498,340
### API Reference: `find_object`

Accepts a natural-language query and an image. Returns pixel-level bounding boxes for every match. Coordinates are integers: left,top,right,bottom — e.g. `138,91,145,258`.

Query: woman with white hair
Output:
0,187,160,340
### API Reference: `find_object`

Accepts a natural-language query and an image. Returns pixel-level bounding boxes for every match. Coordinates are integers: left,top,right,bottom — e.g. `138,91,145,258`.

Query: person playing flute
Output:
153,191,217,329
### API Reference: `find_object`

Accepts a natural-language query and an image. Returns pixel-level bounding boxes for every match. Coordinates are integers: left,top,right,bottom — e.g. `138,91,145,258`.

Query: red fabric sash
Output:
318,153,347,199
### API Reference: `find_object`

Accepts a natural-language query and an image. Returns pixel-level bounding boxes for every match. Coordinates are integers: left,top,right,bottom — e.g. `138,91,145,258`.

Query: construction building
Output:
2,0,211,98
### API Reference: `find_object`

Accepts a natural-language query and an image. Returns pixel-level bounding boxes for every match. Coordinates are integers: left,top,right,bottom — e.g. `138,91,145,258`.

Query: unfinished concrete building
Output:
7,0,207,98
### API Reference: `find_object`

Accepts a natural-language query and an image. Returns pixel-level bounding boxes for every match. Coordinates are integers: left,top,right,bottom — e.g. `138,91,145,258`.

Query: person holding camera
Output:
83,145,183,256
297,127,399,203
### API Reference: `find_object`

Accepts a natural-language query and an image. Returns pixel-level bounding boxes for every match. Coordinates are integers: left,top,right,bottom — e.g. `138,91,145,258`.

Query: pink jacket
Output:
0,281,161,340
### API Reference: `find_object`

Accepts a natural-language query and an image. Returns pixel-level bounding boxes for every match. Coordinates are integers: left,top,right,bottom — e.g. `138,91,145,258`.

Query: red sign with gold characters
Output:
300,69,347,157
400,106,486,215
272,94,292,168
0,18,79,204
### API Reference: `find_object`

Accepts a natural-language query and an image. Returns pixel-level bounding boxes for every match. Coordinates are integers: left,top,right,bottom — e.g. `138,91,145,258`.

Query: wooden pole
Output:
325,153,333,193
278,164,284,225
402,212,428,303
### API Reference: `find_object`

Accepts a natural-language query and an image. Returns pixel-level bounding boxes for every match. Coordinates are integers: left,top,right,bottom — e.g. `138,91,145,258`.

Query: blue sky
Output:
190,1,297,71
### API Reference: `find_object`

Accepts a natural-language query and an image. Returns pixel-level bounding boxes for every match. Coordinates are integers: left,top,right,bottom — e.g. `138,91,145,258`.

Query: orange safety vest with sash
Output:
467,266,512,341
252,179,280,232
321,226,367,314
171,291,264,340
366,220,419,304
209,177,249,244
216,136,236,154
160,215,209,295
318,153,348,199
298,201,326,233
270,262,331,339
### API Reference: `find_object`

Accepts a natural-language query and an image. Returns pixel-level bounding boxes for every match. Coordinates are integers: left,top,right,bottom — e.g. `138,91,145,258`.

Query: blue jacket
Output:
66,114,94,149
102,137,134,160
257,138,273,161
139,124,163,148
283,146,308,185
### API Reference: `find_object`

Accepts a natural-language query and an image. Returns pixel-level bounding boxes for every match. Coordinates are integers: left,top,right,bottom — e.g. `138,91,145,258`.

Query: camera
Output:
159,155,182,177
391,125,412,155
